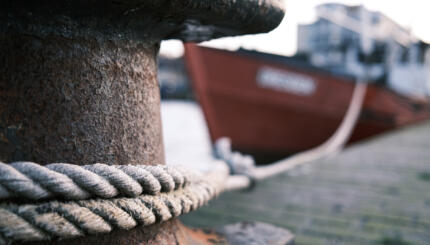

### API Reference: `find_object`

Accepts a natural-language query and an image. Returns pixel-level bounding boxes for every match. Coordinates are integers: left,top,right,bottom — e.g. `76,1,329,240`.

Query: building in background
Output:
297,3,430,98
158,3,430,100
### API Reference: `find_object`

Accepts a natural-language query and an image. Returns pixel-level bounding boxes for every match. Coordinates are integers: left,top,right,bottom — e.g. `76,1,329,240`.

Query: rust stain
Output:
176,225,228,245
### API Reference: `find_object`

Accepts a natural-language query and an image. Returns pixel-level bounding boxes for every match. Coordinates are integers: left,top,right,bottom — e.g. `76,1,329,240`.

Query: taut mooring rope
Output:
215,82,368,189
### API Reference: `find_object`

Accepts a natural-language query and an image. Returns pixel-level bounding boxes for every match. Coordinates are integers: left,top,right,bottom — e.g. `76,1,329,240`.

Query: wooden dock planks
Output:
181,121,430,245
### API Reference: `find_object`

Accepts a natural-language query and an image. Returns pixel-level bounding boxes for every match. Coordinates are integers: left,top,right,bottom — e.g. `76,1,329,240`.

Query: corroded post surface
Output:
0,34,163,165
0,0,284,244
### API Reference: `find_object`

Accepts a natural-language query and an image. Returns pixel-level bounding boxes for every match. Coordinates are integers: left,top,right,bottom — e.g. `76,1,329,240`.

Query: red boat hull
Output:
184,44,430,162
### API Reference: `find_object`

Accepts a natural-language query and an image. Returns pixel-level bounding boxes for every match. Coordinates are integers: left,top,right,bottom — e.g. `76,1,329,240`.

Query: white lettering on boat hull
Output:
256,67,317,96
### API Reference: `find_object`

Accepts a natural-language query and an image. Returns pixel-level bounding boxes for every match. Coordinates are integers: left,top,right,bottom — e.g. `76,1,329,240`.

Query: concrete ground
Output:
181,121,430,245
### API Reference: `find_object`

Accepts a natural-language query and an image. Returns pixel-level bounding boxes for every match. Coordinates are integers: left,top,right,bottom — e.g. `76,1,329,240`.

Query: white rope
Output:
253,82,367,179
0,164,225,244
216,82,368,183
0,162,199,201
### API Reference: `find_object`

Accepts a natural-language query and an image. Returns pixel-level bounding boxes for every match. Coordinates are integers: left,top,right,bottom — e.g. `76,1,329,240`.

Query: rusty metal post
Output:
0,30,164,166
0,0,284,244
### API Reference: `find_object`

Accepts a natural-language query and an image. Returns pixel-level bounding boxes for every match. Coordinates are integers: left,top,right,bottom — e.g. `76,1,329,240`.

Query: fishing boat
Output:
184,44,430,163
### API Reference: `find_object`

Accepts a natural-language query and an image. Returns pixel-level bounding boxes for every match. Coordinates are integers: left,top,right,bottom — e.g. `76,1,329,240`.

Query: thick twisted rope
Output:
0,162,202,201
0,162,225,244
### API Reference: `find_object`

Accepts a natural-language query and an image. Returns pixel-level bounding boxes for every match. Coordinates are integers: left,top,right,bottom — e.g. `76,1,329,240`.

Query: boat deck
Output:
181,121,430,245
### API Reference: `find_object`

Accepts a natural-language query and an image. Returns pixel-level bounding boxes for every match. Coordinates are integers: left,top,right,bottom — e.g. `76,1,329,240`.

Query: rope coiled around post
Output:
0,162,202,201
0,161,225,244
0,83,367,244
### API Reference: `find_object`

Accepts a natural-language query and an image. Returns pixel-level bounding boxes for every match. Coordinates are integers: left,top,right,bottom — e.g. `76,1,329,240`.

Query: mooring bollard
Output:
0,1,284,244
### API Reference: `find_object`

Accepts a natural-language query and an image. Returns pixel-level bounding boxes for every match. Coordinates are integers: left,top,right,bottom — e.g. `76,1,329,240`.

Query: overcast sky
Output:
160,0,430,58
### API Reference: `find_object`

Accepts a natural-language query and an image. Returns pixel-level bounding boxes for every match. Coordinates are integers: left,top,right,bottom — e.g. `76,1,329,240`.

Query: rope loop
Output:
0,161,226,244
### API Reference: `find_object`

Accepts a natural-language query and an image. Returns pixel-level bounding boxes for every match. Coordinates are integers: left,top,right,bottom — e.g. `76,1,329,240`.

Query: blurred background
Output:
159,0,430,99
158,1,430,244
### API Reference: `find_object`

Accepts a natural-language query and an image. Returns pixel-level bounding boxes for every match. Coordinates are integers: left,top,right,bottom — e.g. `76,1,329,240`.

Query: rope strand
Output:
0,175,223,244
0,162,193,202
